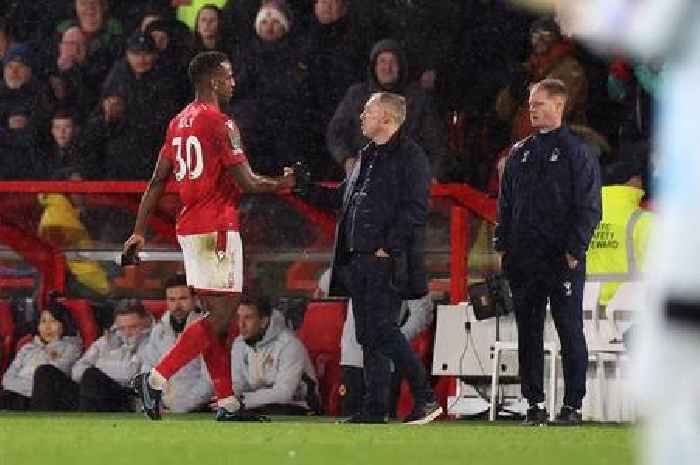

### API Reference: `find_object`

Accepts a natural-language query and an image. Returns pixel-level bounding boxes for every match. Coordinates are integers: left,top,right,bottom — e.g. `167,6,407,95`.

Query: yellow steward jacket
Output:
586,186,653,305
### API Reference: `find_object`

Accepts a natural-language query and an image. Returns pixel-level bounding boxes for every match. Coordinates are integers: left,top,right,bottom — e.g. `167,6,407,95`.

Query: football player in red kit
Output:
124,51,293,421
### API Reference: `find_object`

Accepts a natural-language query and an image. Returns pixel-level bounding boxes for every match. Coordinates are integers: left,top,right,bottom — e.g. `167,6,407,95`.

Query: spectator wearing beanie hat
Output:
229,0,312,176
0,44,54,143
254,0,291,42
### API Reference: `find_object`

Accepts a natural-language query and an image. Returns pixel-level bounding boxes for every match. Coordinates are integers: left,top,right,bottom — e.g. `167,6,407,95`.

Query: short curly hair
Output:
188,51,229,87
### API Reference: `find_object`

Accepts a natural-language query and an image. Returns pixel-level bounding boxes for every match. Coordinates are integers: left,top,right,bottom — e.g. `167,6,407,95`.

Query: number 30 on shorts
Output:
173,135,204,181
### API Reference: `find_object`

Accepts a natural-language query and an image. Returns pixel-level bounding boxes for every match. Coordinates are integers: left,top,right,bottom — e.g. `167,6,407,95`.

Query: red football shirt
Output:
160,102,248,235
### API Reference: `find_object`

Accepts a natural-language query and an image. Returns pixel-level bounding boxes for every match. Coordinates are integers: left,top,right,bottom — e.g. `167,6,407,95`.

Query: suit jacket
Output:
302,128,431,299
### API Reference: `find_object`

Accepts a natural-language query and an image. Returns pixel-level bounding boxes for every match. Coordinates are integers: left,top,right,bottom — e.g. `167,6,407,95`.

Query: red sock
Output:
202,337,233,400
155,319,217,379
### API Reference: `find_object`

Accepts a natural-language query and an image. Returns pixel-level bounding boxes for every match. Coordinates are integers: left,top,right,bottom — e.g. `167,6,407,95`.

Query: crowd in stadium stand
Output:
0,0,655,188
0,0,657,414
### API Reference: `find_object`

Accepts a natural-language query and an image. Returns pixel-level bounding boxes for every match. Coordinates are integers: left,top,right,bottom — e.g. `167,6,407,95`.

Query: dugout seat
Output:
297,300,347,416
143,300,168,321
60,299,100,350
0,300,15,373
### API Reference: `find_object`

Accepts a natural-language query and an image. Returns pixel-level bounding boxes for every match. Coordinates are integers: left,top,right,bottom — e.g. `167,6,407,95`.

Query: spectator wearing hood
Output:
229,0,312,176
495,17,588,143
0,44,54,135
71,300,152,412
0,297,82,411
231,293,319,415
326,38,448,180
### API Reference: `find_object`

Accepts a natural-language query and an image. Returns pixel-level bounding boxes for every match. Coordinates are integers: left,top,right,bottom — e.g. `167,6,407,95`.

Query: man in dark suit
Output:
292,91,441,424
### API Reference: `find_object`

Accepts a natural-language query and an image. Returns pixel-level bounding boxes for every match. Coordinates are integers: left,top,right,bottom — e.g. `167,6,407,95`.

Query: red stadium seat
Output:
60,299,99,350
15,333,32,352
143,300,168,321
0,300,15,374
296,300,347,416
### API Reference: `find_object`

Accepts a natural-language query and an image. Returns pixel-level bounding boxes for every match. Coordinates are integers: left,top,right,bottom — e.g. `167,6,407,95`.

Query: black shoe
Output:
550,406,582,426
337,413,389,424
215,407,270,422
403,401,443,425
522,405,548,426
133,373,162,420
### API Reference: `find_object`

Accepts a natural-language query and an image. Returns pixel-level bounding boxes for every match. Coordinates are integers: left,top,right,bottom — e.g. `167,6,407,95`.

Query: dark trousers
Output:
31,364,79,411
341,365,402,417
0,389,30,410
79,367,134,412
341,254,433,416
510,263,588,409
248,404,311,416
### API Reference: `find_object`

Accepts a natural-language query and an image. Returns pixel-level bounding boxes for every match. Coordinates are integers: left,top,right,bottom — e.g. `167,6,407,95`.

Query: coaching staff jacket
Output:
494,126,602,282
301,129,432,299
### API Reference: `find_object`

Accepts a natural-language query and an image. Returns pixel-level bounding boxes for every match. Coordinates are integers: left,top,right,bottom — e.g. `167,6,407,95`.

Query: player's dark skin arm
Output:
227,162,294,193
123,155,173,254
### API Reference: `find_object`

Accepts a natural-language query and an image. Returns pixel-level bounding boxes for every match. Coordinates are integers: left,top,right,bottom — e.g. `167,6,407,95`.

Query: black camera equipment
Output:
468,274,513,321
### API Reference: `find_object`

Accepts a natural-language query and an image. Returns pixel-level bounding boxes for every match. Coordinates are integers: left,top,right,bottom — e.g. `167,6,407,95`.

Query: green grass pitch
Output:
0,413,635,465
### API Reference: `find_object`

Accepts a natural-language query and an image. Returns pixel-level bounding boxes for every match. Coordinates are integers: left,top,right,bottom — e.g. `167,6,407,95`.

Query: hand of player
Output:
565,253,579,270
123,234,145,256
